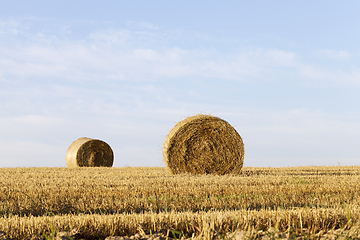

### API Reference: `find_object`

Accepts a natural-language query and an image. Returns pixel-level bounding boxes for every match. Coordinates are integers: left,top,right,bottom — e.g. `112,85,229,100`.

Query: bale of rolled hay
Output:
66,137,114,167
163,114,245,175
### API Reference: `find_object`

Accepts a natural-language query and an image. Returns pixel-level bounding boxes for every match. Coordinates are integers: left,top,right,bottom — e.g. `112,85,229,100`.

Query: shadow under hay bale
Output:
66,137,114,167
163,114,245,175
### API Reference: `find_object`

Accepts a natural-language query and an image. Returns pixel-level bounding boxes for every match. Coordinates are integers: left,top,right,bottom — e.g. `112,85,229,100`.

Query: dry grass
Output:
1,208,360,239
163,114,245,175
0,166,360,239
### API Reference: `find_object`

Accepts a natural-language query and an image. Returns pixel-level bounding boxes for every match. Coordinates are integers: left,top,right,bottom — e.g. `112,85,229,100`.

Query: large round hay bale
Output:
163,114,245,175
65,137,114,167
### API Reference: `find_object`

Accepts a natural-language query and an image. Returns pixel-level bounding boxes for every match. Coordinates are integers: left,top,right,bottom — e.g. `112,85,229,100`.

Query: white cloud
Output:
126,21,160,30
1,18,360,167
0,19,22,35
316,49,350,60
0,18,302,84
300,65,360,86
0,140,65,167
1,19,360,88
89,29,131,44
247,49,298,66
222,108,360,167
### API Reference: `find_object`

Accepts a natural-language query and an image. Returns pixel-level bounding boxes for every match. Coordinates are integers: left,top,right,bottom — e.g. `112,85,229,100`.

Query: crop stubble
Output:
0,166,360,239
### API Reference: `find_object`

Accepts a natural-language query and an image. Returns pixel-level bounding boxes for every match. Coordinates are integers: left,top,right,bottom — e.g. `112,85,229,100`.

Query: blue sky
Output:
1,1,360,168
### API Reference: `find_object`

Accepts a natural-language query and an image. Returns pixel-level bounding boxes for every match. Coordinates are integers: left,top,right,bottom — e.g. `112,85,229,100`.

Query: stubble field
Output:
1,166,360,239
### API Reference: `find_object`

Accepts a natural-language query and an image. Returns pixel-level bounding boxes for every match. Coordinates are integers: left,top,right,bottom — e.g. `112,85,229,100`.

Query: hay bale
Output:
65,137,114,167
163,114,245,175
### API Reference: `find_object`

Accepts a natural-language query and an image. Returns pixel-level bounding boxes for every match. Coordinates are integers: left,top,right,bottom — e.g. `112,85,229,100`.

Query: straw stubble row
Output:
1,208,360,240
1,166,360,217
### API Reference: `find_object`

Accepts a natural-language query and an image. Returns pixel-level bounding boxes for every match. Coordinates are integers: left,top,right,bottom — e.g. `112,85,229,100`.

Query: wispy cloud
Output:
0,19,20,35
1,17,360,167
125,21,160,30
301,65,360,87
228,108,360,166
1,18,360,88
0,140,64,167
316,49,350,60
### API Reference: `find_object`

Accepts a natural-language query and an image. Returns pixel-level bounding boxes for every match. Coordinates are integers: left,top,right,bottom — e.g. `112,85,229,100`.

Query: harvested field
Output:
0,166,360,239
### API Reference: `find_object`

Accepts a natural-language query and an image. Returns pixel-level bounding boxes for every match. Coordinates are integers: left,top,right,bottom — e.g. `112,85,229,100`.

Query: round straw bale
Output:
65,137,114,167
163,114,245,175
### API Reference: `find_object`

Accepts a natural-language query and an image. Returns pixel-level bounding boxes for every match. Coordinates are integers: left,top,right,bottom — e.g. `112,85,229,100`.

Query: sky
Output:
1,0,360,168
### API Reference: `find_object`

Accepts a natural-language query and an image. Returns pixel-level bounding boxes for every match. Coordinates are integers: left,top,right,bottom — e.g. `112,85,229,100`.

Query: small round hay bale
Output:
65,137,114,167
163,114,245,175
